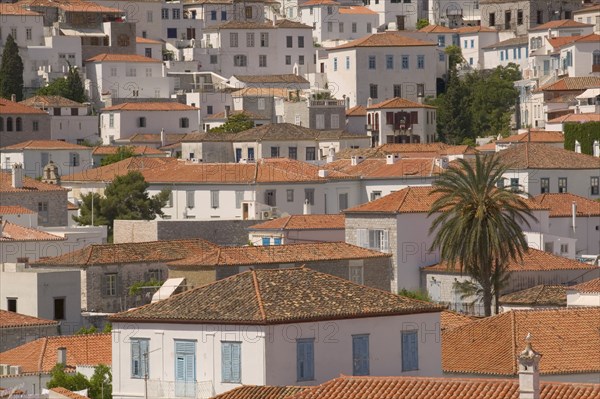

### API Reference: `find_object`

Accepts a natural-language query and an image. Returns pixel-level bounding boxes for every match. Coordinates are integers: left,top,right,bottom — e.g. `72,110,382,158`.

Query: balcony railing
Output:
309,99,345,107
146,380,215,399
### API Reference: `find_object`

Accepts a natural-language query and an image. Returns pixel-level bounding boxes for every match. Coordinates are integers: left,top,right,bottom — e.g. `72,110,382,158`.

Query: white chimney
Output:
367,97,373,108
11,163,24,189
57,347,67,366
350,155,364,166
572,201,577,233
575,140,581,153
386,153,400,164
326,147,336,163
272,14,277,26
518,334,541,399
303,199,311,215
593,140,600,157
318,169,328,178
160,128,166,147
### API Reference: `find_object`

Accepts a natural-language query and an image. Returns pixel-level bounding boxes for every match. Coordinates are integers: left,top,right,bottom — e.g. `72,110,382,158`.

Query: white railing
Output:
146,380,215,399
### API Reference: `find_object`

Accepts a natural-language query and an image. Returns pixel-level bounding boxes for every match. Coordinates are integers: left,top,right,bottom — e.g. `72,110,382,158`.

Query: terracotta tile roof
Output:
476,142,497,152
335,143,473,159
442,307,600,375
324,158,441,178
547,113,600,123
482,35,528,49
86,53,161,63
345,186,441,213
136,36,163,44
574,4,600,13
110,267,443,324
232,87,292,97
169,241,391,267
210,386,310,399
331,32,436,50
338,6,377,14
533,193,600,217
455,25,497,33
249,214,345,230
54,1,121,13
49,388,90,399
419,24,457,33
440,310,476,331
0,99,48,115
497,142,600,169
424,248,596,273
127,133,188,144
0,206,35,215
499,285,566,306
570,277,600,293
61,157,177,182
287,375,600,399
530,19,594,31
232,74,309,84
0,3,41,15
0,140,89,151
537,76,600,92
1,221,65,242
67,201,78,210
0,333,111,374
367,97,436,110
299,0,338,6
495,131,564,144
209,19,311,30
0,310,58,329
345,105,366,116
230,123,350,141
91,145,165,156
0,171,67,193
32,239,220,267
101,102,198,112
20,96,85,108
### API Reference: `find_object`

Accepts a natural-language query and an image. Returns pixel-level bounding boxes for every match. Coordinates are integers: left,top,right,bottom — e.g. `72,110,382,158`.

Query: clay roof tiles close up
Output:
0,310,59,329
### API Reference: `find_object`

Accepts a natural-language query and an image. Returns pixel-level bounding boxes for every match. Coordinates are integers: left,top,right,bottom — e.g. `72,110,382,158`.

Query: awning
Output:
576,88,600,99
60,28,106,37
462,15,481,21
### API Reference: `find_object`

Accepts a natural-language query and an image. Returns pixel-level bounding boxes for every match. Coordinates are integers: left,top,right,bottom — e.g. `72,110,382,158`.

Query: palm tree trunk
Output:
482,283,493,317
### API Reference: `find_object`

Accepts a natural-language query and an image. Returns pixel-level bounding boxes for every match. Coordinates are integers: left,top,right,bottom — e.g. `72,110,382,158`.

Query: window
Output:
38,201,48,223
259,55,267,67
352,22,357,33
258,98,266,110
386,55,394,69
186,190,195,208
417,84,425,98
510,178,519,192
345,56,351,69
245,6,252,18
417,55,424,69
247,147,254,160
558,178,567,193
260,32,269,47
497,178,505,189
352,335,369,376
401,331,419,371
316,114,325,129
167,28,177,38
593,50,600,68
349,264,363,284
440,52,446,62
138,117,146,128
10,27,17,41
370,191,381,201
7,298,17,313
287,189,294,202
172,8,180,19
368,56,376,69
369,84,378,99
285,55,292,65
210,190,219,208
470,40,474,48
245,33,255,48
207,105,213,115
437,35,445,47
175,340,196,392
180,118,189,128
304,189,315,205
53,298,65,320
368,229,388,251
540,178,550,193
560,244,569,254
162,8,169,19
517,9,523,25
221,10,227,20
147,11,153,22
26,28,32,41
544,242,554,253
339,22,344,32
464,40,468,49
273,237,281,245
536,10,543,24
131,338,149,378
306,147,316,161
297,339,314,381
235,191,244,209
288,147,297,160
104,273,117,296
210,55,218,64
393,84,402,97
109,114,114,128
298,55,304,65
230,33,238,47
489,12,495,26
70,152,80,167
327,22,333,32
331,114,340,129
234,55,247,66
15,117,22,132
287,36,293,48
591,177,599,195
500,52,504,61
333,57,338,71
264,189,276,206
298,36,304,48
401,55,409,69
210,10,217,20
366,23,371,33
110,67,117,77
327,5,333,14
270,146,280,158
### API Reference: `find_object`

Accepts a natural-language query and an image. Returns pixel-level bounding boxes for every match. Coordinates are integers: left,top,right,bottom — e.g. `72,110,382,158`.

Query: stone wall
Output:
0,323,59,352
0,190,68,227
113,219,258,246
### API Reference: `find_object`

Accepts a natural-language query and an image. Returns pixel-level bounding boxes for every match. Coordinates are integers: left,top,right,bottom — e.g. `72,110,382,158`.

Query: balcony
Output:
146,380,215,399
309,99,345,107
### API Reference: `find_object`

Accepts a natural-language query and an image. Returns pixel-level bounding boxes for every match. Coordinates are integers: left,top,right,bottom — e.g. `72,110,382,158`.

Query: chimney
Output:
572,201,577,234
160,128,166,148
11,94,16,102
518,334,541,399
272,14,277,26
224,105,230,119
326,146,336,163
57,347,67,366
386,153,400,164
575,140,582,153
350,155,364,166
303,199,311,215
593,140,600,157
318,169,328,177
11,163,24,189
367,97,373,108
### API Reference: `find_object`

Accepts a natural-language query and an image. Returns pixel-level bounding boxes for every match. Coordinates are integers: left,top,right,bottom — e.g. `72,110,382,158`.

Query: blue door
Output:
352,335,369,376
174,340,196,397
235,148,242,163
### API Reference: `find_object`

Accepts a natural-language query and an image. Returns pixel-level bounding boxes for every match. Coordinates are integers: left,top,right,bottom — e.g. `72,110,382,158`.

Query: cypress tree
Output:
0,35,24,101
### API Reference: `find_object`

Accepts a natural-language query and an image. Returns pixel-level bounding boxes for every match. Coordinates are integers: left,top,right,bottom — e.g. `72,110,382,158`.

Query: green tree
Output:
445,45,463,73
37,63,87,103
47,364,90,391
73,172,170,238
0,35,24,101
76,325,98,335
398,288,431,302
428,155,535,316
210,113,254,133
434,69,473,144
416,18,430,30
88,364,112,399
100,146,137,166
564,122,600,154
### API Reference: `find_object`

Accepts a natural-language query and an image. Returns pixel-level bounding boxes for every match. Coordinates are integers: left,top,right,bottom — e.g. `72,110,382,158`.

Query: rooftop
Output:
345,105,366,116
86,53,162,63
232,74,309,84
101,102,199,112
331,32,436,50
91,145,166,156
366,97,436,110
0,98,48,115
1,221,65,242
533,193,600,217
335,143,474,159
230,123,353,141
135,36,163,44
0,3,41,15
338,6,376,14
0,171,67,193
418,24,456,33
442,308,600,375
0,310,59,329
49,388,90,399
0,140,90,151
497,142,600,169
482,36,528,49
20,95,86,108
324,158,442,179
440,310,476,331
455,25,497,33
110,267,443,324
0,206,35,215
495,131,564,144
249,214,345,231
537,76,600,92
570,277,600,293
344,186,442,213
530,19,594,31
499,285,566,307
209,19,312,30
231,87,293,98
547,113,600,123
211,386,310,399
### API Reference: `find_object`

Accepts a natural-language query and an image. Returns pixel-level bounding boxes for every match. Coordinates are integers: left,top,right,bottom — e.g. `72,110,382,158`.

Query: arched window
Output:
15,117,22,132
374,113,379,131
0,117,3,132
367,113,372,125
6,117,13,132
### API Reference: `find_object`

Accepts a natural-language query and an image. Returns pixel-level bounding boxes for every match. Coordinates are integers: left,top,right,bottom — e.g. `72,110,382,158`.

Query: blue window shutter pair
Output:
352,335,369,376
296,340,314,381
131,339,149,378
401,331,419,371
222,342,241,383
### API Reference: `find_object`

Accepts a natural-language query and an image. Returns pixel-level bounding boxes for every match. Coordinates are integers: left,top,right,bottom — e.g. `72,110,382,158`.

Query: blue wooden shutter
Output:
175,341,196,381
262,237,270,246
305,341,314,380
352,335,369,376
131,340,140,377
402,331,419,371
297,340,314,381
221,343,232,382
231,343,241,382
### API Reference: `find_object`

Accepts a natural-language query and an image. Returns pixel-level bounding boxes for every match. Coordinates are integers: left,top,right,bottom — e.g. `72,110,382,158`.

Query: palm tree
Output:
428,154,535,316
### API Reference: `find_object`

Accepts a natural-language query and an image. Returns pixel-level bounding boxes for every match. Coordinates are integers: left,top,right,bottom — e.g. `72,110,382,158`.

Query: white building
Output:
573,4,600,33
0,140,93,178
136,36,163,59
19,96,100,144
326,31,439,107
110,267,443,399
99,102,200,144
456,25,499,69
567,278,600,307
247,214,345,245
482,36,529,71
556,34,600,77
364,0,423,31
85,53,173,106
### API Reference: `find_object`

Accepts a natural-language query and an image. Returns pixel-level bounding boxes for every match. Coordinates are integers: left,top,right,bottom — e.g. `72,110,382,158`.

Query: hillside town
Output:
0,0,599,397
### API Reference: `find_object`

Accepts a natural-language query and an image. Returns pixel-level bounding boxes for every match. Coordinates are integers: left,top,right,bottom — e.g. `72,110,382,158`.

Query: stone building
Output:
0,99,51,148
0,309,59,352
